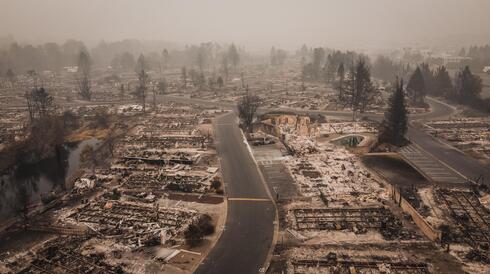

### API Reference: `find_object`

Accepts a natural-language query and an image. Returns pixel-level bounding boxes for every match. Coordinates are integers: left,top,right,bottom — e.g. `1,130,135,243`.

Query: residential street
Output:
195,112,275,274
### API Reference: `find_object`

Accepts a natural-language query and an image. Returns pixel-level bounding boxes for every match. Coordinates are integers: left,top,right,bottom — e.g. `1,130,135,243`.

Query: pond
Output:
330,134,364,147
0,137,101,222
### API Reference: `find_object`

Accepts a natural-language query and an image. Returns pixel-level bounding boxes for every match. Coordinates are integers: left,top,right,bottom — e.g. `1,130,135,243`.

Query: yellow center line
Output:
227,197,271,202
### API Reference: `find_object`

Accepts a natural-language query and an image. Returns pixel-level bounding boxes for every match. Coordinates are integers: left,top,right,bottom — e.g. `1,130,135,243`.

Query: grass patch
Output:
65,127,110,142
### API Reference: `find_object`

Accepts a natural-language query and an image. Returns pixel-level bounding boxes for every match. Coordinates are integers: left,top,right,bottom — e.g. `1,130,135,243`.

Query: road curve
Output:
407,97,490,185
161,94,489,184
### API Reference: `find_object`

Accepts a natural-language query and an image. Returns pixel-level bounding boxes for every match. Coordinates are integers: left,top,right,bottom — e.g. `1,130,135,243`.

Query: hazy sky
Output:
1,0,490,51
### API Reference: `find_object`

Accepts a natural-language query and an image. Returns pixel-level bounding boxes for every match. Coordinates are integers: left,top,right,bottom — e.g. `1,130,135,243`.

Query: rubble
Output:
69,200,199,247
0,102,226,273
291,207,418,240
12,236,123,274
436,188,490,262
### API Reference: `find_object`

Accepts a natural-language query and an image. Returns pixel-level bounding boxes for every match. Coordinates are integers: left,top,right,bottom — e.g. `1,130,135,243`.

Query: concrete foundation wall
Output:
388,184,442,242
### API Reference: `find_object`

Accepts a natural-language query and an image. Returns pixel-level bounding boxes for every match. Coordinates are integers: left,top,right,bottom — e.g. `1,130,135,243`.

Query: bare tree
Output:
181,66,187,90
6,68,16,89
227,43,240,71
217,76,224,89
240,72,245,89
337,62,345,99
77,51,92,100
24,87,66,160
25,87,55,124
119,83,125,101
157,77,168,94
161,48,169,73
14,183,31,223
237,92,260,133
221,56,229,83
80,144,97,173
152,86,157,109
27,69,38,89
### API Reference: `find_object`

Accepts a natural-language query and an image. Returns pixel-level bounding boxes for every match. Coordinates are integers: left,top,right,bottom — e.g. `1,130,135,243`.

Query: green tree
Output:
454,66,482,104
419,63,435,95
343,58,377,117
406,66,426,106
379,78,408,146
434,66,453,97
184,224,203,247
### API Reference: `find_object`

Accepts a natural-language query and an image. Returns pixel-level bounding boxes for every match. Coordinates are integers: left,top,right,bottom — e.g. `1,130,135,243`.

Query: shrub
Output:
198,214,215,235
184,224,203,247
184,214,215,247
210,179,221,191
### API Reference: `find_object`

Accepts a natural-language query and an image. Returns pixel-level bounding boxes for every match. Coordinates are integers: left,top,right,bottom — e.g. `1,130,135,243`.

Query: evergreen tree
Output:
454,66,482,104
406,66,426,106
419,63,435,95
379,78,408,146
343,58,377,116
434,66,453,97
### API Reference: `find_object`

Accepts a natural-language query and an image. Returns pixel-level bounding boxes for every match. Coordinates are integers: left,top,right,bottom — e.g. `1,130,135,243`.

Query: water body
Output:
0,137,101,222
331,134,364,147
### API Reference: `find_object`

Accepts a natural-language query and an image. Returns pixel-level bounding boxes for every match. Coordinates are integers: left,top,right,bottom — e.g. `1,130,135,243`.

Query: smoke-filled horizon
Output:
1,0,490,51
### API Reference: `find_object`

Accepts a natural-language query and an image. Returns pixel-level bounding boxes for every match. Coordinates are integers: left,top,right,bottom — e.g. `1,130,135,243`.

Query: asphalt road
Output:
407,98,490,185
195,112,275,274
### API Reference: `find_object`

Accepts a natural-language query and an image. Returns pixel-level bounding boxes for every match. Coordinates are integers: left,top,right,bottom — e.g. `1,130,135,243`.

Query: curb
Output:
239,128,280,273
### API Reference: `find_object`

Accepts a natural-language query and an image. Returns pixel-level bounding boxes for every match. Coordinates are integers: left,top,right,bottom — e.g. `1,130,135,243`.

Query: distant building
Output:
438,53,471,66
64,66,78,73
